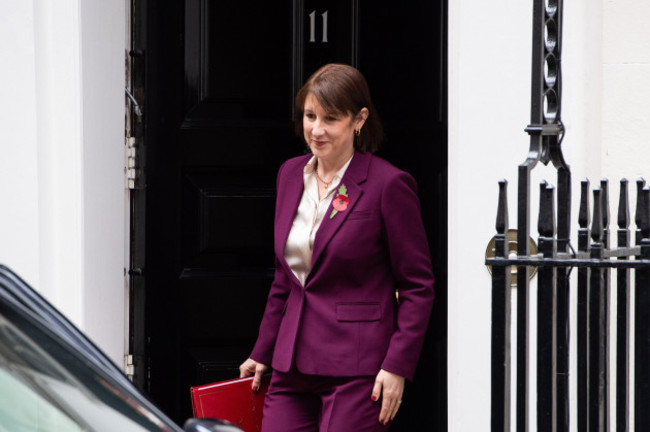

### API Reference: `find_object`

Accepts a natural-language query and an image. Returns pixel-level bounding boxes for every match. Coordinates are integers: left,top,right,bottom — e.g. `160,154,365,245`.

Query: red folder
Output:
190,375,270,432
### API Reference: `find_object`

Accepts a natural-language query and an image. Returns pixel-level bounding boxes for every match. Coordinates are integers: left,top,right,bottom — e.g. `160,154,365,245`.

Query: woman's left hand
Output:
372,369,405,425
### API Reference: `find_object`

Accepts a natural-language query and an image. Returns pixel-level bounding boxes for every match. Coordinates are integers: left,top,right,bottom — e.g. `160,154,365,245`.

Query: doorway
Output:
130,1,447,429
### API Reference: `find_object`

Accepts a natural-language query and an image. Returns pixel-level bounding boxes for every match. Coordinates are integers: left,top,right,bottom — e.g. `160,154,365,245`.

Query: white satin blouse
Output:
283,155,353,286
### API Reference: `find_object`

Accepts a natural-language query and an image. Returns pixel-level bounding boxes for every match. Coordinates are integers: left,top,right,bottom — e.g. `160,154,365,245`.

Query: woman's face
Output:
303,93,366,166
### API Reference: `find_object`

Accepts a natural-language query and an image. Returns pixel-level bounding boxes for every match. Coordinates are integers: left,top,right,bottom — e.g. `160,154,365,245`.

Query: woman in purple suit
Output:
239,63,434,431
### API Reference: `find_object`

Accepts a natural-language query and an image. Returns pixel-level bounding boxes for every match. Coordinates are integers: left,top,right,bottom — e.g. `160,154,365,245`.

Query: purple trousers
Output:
261,369,391,432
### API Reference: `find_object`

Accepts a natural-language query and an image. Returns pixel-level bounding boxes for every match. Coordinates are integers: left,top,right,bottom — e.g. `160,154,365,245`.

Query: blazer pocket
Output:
336,302,381,322
346,210,372,221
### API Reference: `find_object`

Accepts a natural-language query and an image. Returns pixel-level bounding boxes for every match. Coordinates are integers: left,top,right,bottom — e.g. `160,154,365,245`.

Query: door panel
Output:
136,0,447,429
184,1,293,124
178,0,298,413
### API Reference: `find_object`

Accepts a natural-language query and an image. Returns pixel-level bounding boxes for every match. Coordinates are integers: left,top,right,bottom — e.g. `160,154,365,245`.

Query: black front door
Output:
133,1,447,429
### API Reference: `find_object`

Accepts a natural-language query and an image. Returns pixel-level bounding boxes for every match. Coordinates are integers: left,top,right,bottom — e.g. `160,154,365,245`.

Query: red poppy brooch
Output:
330,184,349,219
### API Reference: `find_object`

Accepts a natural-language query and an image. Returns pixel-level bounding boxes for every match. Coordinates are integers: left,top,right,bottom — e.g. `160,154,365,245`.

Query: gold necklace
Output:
314,162,334,189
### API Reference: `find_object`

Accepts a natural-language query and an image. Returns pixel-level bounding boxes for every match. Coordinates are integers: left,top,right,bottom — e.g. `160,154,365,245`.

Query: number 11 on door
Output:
309,10,328,43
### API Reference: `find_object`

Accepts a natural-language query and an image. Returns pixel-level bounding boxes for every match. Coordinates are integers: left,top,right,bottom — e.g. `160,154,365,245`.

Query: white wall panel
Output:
79,0,127,368
448,0,531,429
33,0,85,329
0,1,40,288
1,0,126,368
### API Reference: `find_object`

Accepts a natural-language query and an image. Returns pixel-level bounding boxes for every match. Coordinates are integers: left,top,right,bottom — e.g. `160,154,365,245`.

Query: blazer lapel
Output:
309,152,371,277
274,156,309,278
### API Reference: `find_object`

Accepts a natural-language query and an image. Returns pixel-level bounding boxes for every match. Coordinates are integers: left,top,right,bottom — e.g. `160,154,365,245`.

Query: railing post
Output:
600,179,611,430
616,179,630,432
555,169,571,432
635,186,650,430
577,179,590,432
588,188,606,432
519,0,566,427
517,164,532,432
537,182,557,432
492,179,512,432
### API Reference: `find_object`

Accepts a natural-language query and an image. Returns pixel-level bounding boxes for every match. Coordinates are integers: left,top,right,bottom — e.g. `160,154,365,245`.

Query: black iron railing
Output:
488,178,650,432
486,0,650,431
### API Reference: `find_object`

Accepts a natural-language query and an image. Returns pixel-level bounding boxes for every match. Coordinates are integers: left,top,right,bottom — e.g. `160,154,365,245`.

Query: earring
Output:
355,129,361,136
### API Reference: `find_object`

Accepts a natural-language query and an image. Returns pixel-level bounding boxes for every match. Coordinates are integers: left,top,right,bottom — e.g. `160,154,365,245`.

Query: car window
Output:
0,310,174,432
0,367,85,432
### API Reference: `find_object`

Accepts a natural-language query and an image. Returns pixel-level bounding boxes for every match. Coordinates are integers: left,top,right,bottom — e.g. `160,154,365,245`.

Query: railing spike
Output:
496,179,509,235
635,178,646,230
601,179,610,230
592,188,603,243
579,179,590,229
538,181,555,237
556,168,572,246
619,179,630,229
642,187,650,240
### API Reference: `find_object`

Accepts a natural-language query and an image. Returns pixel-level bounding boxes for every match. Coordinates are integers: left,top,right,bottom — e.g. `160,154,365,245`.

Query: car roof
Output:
0,265,183,432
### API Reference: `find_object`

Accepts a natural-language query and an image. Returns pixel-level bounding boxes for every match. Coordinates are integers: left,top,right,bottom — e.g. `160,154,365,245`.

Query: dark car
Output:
0,265,242,432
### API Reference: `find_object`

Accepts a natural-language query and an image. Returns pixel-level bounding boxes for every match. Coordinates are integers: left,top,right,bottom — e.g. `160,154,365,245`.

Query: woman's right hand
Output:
239,358,268,392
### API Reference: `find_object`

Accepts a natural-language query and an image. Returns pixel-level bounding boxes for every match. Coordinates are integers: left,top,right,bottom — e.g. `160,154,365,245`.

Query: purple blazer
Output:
250,152,434,381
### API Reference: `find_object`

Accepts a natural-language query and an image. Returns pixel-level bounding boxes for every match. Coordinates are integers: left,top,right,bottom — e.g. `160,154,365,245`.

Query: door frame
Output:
128,1,448,429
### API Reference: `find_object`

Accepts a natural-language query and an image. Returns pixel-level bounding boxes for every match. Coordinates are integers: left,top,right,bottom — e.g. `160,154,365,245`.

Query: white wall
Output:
449,0,650,430
33,0,85,335
79,0,127,368
0,1,40,288
602,0,650,183
0,0,126,367
448,0,532,428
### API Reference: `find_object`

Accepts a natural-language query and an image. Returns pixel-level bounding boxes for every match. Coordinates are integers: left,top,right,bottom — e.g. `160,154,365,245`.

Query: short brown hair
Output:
295,64,383,153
